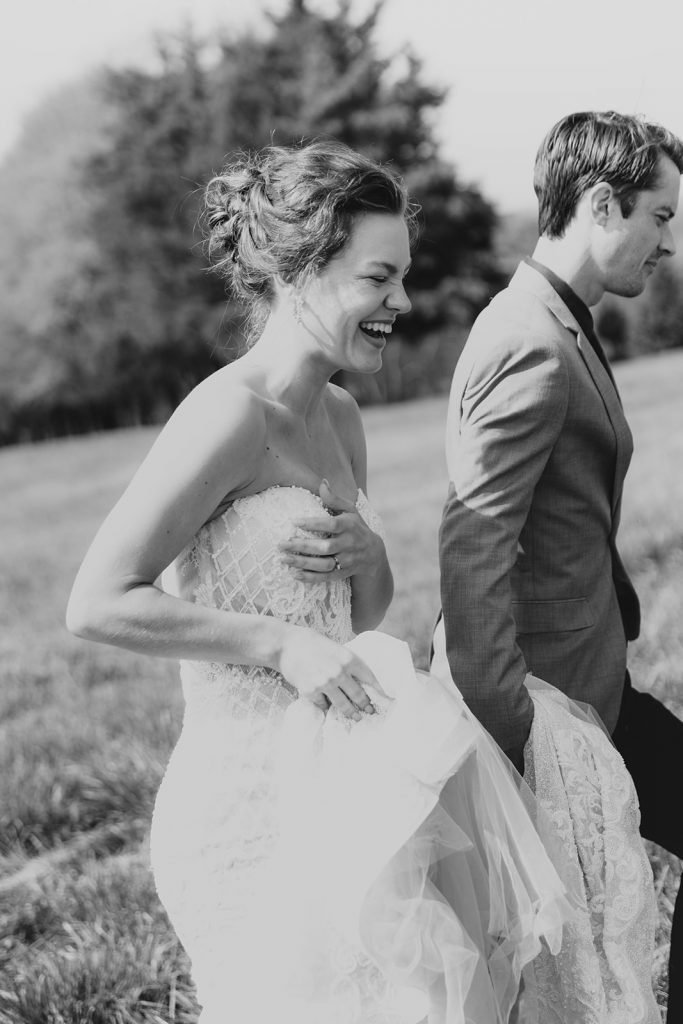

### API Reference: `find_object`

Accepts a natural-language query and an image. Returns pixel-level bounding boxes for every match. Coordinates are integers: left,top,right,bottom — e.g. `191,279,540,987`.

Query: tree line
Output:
0,0,680,445
0,0,502,444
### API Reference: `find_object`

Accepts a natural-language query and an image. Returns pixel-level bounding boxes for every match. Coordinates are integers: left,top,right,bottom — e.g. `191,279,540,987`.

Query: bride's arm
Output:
66,378,379,717
67,380,278,663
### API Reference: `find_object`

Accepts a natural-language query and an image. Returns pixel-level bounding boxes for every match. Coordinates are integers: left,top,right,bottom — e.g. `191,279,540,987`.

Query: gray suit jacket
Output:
434,261,640,762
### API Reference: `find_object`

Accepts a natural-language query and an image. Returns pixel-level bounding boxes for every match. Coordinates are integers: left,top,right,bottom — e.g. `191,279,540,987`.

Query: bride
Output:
66,140,657,1023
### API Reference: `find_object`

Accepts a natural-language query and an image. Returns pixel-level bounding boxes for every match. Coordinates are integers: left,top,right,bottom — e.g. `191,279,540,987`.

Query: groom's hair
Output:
534,110,683,238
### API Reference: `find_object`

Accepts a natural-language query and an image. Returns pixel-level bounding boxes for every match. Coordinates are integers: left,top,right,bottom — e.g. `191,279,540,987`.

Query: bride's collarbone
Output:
259,447,357,506
258,411,356,503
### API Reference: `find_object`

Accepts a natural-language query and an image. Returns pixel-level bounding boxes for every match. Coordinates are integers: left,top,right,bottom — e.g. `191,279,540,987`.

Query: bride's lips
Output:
359,321,393,347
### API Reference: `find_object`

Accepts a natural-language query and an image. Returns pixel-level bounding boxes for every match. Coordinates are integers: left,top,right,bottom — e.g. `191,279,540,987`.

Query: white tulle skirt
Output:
152,631,660,1023
226,631,573,1024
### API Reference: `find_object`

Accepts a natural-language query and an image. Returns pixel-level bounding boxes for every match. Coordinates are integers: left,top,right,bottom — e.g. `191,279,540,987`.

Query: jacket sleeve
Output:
439,332,569,763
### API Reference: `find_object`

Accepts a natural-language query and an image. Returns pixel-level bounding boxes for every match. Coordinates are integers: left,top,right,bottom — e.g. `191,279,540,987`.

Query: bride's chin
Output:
356,356,383,375
356,344,385,374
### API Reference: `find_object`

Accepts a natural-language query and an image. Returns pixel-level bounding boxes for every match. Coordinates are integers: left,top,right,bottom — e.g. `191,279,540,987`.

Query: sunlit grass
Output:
0,350,681,1021
0,857,198,1023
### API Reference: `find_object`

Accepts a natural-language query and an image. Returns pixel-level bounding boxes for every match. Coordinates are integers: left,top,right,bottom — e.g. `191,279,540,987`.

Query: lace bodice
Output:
162,485,383,721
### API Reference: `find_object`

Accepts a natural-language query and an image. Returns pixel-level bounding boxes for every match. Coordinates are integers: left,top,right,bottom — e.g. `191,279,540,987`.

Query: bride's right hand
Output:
277,628,385,721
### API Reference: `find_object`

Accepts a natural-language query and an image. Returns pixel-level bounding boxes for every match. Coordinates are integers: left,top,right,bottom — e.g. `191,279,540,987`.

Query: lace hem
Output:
524,677,661,1024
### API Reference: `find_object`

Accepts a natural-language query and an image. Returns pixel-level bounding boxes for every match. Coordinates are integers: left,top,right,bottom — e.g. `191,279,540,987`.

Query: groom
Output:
432,111,683,1018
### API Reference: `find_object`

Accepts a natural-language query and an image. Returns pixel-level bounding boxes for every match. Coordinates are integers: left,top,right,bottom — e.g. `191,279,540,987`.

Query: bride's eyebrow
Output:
365,260,412,275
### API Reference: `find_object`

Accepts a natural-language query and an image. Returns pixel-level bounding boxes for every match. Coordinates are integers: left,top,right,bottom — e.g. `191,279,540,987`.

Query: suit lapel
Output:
575,332,633,519
509,262,633,520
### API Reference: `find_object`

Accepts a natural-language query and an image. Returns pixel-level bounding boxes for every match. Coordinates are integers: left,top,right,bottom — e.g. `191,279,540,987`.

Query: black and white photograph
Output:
1,1,681,1021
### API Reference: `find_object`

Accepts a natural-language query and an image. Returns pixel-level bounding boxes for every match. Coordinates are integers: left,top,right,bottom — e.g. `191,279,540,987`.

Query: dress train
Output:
252,631,573,1024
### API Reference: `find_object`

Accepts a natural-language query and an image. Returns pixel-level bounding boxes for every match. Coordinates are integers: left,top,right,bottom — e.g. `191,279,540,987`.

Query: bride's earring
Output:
293,290,304,326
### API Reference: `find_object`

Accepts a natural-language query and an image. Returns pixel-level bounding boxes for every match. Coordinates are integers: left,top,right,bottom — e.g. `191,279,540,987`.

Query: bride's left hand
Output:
279,479,384,582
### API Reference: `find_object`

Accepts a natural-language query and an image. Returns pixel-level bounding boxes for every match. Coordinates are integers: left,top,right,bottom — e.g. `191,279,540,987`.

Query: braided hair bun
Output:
203,140,415,339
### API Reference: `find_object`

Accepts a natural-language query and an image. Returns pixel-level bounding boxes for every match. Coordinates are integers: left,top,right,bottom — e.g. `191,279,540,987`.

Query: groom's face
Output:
600,154,680,298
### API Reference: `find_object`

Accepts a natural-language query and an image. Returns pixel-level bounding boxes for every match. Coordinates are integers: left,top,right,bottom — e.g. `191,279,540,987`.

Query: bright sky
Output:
2,0,681,212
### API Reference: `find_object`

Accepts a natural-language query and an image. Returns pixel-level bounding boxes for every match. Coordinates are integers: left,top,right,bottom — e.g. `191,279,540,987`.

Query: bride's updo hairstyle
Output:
203,140,415,338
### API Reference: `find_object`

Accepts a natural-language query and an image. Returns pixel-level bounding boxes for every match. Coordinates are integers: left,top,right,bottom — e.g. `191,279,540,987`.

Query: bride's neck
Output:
240,321,332,421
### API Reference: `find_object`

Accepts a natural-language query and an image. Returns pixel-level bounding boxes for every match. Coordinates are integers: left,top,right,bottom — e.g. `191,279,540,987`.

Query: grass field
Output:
1,349,682,1021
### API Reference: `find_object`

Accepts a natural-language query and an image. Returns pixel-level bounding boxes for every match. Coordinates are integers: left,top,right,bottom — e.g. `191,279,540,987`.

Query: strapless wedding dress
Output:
150,486,657,1023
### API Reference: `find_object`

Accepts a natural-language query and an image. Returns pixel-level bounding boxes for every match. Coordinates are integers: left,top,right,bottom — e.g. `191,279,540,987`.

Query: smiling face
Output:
297,212,412,373
597,154,681,297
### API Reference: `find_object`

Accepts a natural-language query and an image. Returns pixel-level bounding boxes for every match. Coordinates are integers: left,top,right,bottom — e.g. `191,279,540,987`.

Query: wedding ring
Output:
333,555,342,572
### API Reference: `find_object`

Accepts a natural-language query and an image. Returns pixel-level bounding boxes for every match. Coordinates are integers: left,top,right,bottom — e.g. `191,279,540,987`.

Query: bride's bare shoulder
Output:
148,367,270,496
170,365,268,434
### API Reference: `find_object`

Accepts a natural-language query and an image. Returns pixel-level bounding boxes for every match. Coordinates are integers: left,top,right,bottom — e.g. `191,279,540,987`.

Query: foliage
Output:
0,0,501,444
0,79,111,443
596,301,629,361
493,209,539,276
592,259,683,361
633,260,683,354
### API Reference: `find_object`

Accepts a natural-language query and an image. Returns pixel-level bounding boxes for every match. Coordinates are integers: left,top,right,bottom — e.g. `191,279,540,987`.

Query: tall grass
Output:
1,350,681,1021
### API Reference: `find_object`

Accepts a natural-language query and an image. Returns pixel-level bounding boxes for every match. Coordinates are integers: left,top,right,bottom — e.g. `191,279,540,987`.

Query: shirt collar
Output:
523,256,595,340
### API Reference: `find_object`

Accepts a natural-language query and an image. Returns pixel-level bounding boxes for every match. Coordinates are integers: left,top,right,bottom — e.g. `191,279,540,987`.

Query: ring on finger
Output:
332,555,342,571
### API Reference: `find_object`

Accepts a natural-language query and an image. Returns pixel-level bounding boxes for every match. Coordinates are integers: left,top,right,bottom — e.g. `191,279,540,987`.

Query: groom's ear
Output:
590,182,617,226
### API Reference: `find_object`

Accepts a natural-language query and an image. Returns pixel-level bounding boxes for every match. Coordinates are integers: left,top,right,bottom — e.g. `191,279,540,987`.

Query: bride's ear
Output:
273,275,293,300
276,276,307,325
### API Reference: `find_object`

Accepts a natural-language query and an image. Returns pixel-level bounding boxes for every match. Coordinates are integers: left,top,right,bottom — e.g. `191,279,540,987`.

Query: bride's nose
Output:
386,281,411,315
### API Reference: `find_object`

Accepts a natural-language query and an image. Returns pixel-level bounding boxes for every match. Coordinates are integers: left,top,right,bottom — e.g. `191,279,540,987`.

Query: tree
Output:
596,301,629,362
0,0,502,441
634,260,683,355
0,77,120,442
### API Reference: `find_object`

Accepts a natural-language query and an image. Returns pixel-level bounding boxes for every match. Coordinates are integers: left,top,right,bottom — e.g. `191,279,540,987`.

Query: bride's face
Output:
297,212,412,374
